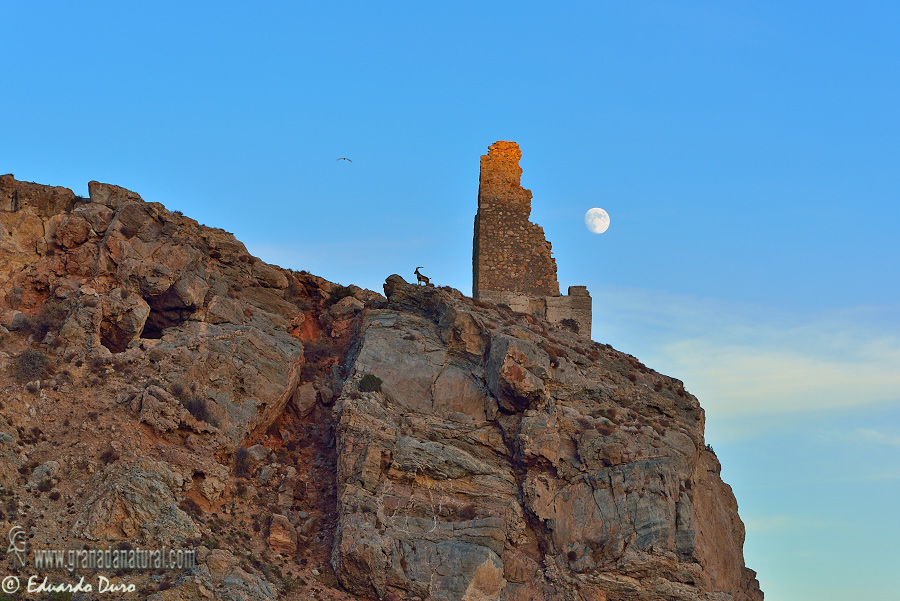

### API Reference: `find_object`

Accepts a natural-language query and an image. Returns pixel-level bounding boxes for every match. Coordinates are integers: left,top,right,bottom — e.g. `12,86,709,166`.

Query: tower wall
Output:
473,141,559,298
472,141,592,338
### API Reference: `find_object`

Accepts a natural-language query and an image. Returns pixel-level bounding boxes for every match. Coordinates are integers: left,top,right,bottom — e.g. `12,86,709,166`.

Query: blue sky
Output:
3,2,898,598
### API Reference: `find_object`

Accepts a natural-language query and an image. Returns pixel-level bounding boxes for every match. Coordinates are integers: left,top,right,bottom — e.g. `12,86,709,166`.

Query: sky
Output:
3,2,899,598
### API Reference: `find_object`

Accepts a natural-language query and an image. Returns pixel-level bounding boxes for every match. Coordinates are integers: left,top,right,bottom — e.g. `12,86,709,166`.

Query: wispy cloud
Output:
591,287,900,419
847,428,900,447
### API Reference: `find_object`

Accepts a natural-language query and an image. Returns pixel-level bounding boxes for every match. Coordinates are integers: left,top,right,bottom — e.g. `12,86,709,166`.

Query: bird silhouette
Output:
336,157,352,162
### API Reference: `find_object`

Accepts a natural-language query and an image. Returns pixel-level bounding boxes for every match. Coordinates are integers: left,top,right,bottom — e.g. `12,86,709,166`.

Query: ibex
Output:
414,267,430,286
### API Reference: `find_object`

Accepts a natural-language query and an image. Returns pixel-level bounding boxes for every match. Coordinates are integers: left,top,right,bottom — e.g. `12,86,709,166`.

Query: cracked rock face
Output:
332,277,762,601
0,175,761,601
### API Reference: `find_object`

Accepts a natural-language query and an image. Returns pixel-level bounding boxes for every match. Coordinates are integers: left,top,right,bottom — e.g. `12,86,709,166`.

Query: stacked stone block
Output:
472,142,593,337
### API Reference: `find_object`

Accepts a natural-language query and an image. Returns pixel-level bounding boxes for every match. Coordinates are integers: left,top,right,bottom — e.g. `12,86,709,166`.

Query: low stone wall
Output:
479,285,592,337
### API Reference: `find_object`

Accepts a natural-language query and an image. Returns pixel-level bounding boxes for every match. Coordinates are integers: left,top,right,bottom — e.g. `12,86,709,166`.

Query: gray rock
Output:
72,457,196,543
30,460,60,486
8,312,28,331
486,333,550,412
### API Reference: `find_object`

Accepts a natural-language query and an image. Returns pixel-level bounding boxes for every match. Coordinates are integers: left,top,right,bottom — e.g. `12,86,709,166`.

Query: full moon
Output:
585,208,610,234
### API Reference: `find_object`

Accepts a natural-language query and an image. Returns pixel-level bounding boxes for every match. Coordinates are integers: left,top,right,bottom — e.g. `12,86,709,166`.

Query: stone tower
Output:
473,141,592,336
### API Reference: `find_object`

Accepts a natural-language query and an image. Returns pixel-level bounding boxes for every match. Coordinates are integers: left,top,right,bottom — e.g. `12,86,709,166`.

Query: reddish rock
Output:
0,176,762,601
268,514,297,556
88,180,143,209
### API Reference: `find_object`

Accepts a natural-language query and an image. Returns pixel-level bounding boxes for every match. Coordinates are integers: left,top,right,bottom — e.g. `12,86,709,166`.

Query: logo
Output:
7,525,26,569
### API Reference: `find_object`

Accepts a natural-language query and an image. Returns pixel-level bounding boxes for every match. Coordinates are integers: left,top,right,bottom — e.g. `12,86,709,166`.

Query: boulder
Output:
267,514,297,555
72,458,196,543
88,180,143,209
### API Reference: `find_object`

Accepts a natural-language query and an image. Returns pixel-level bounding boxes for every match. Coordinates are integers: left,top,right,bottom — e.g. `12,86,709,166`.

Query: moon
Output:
585,208,610,234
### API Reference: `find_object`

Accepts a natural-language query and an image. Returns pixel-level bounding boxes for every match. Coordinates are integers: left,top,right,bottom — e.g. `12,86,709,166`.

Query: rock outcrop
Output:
0,174,761,600
334,277,762,601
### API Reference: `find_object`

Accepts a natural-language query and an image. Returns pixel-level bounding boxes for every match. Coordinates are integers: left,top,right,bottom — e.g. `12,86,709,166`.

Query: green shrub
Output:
323,285,355,309
359,373,383,393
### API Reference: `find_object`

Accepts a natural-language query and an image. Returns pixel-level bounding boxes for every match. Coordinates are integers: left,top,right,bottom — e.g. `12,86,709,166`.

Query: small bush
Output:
456,504,478,520
282,575,305,591
539,342,566,367
37,479,52,492
323,285,355,309
29,303,67,341
100,447,120,464
472,298,493,310
179,498,202,517
184,398,219,427
15,348,49,382
560,318,579,334
300,339,337,380
595,423,615,436
235,447,251,477
359,373,383,393
170,380,188,401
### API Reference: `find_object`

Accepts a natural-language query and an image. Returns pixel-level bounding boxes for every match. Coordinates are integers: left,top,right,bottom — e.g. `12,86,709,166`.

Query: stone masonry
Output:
473,141,592,336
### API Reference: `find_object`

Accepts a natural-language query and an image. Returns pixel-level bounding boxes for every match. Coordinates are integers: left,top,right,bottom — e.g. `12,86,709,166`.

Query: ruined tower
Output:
473,141,592,336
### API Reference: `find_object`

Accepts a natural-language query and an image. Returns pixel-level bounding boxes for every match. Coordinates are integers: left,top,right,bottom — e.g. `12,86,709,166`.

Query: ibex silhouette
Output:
414,267,430,286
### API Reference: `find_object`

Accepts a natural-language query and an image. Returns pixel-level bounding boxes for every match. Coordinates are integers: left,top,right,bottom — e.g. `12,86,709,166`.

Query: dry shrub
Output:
539,342,567,366
472,298,493,310
15,348,48,382
100,447,120,464
179,498,202,518
456,504,478,520
560,318,579,334
235,447,251,477
595,423,615,436
300,339,338,380
184,398,219,427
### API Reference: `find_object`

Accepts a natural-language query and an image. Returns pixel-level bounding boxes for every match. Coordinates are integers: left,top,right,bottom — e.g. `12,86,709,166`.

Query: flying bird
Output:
336,157,352,162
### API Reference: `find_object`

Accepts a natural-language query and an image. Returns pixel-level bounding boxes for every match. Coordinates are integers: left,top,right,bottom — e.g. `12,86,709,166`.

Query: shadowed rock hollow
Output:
0,175,762,600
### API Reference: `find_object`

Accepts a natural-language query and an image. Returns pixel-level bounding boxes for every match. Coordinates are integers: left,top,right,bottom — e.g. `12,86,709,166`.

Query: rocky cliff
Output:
0,175,762,600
